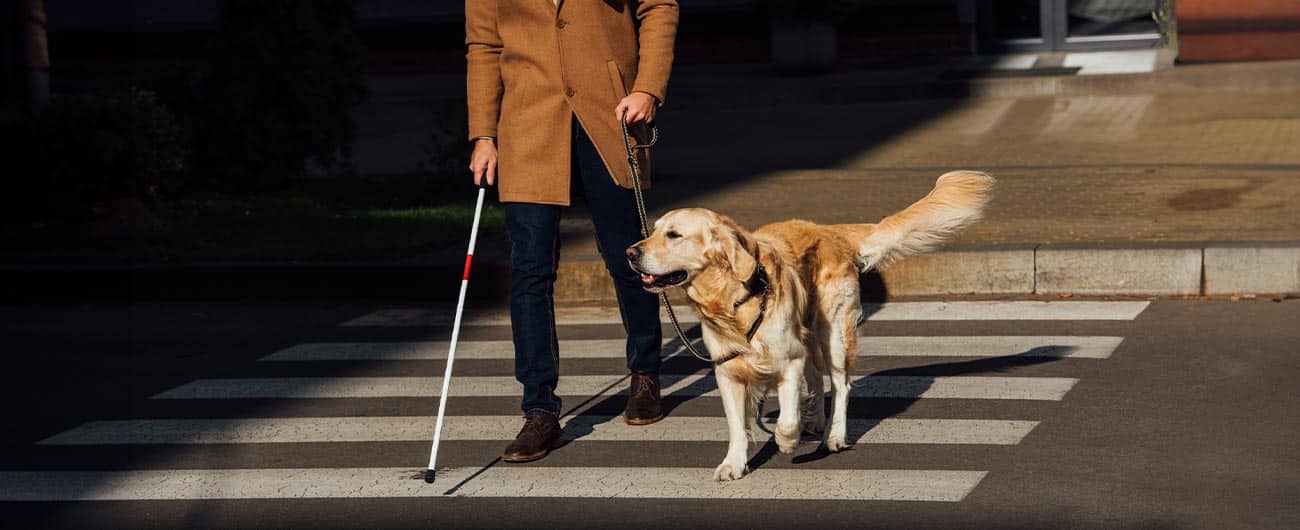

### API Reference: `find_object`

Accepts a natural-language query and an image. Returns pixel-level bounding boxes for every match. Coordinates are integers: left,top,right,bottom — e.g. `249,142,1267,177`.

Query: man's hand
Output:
469,138,498,186
615,92,659,125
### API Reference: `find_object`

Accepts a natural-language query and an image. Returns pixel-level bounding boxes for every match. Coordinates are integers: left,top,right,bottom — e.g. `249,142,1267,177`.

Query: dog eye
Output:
665,231,682,239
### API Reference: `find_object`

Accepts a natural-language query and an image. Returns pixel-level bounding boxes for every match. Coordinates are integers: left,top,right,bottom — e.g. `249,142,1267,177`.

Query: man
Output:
465,0,679,463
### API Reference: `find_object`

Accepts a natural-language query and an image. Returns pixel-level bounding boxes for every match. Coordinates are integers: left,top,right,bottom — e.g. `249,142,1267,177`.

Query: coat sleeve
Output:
630,0,679,106
465,0,504,140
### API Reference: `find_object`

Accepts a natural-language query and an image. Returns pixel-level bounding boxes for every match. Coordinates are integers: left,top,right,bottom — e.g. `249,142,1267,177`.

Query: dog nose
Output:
625,246,642,260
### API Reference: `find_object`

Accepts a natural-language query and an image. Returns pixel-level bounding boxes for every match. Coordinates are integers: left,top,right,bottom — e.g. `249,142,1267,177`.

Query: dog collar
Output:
717,251,770,365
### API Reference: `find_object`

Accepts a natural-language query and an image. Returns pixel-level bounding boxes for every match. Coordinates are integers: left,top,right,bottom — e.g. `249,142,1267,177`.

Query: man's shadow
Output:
438,328,713,492
556,328,715,441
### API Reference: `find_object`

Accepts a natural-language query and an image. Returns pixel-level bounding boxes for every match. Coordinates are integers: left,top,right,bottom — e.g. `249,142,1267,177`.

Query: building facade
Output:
38,0,1300,75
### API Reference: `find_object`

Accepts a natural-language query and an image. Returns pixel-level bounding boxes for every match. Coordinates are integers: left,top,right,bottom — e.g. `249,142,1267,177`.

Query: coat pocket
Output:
605,60,630,99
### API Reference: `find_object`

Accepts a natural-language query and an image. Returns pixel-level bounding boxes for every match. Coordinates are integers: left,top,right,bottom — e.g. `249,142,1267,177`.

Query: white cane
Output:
424,182,489,484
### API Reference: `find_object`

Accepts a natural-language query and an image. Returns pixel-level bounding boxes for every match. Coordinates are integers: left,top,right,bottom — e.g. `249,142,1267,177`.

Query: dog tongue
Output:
640,273,654,284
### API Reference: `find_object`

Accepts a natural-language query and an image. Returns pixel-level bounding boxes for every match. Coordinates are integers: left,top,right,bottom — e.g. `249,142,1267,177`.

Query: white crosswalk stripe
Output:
862,301,1149,321
259,336,1123,361
6,301,1148,504
0,467,988,502
39,417,1039,445
151,375,1079,401
339,301,1150,327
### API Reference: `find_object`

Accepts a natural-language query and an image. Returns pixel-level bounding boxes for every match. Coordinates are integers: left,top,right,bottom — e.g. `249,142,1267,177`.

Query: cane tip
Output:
423,468,437,484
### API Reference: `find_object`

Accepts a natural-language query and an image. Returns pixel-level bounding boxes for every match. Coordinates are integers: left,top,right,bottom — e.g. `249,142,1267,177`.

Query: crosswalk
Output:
38,417,1040,445
1,300,1148,503
0,467,990,502
260,336,1125,361
338,301,1151,327
148,375,1080,400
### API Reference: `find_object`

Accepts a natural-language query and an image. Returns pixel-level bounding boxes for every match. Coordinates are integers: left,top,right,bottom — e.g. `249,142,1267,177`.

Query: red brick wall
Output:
1178,0,1300,62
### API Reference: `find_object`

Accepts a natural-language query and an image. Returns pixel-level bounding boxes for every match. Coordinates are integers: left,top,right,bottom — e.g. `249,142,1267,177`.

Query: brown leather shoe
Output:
623,373,665,425
501,414,563,463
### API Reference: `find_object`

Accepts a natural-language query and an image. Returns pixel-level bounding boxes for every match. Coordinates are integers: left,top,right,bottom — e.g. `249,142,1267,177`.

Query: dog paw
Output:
775,424,800,454
824,435,849,453
713,461,748,481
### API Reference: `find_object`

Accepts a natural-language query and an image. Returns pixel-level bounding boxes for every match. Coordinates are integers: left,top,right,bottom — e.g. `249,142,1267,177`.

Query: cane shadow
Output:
746,345,1075,470
557,327,717,442
439,328,716,494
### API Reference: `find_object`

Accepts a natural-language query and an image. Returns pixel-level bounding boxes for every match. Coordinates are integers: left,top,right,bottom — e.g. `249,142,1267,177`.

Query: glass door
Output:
978,0,1165,52
1063,0,1162,45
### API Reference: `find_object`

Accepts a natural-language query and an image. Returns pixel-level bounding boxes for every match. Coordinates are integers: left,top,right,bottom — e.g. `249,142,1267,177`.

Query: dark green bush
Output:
0,87,186,224
188,0,368,192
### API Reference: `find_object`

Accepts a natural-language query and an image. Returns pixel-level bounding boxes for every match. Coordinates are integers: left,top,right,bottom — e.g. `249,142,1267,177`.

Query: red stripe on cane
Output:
462,254,474,280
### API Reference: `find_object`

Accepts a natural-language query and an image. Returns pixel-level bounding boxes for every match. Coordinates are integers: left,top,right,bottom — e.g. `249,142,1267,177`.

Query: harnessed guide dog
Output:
626,171,995,481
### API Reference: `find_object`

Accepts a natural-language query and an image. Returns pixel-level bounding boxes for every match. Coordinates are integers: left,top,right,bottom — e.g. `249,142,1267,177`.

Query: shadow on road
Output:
752,346,1074,470
531,324,1075,478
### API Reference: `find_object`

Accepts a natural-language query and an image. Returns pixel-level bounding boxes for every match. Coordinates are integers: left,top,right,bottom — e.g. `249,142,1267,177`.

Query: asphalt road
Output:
0,298,1296,529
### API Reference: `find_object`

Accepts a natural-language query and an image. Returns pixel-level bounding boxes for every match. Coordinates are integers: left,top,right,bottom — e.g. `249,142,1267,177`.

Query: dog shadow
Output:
494,314,1077,482
752,345,1076,469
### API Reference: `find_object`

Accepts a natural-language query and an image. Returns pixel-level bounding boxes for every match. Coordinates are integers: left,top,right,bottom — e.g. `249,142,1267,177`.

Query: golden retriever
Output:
626,171,995,481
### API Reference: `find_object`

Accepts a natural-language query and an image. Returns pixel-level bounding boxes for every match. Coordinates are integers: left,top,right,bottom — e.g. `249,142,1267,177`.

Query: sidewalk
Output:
663,53,1300,108
5,58,1299,302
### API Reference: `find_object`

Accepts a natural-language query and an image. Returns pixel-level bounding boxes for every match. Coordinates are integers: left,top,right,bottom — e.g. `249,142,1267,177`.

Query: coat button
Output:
556,19,567,28
565,88,575,97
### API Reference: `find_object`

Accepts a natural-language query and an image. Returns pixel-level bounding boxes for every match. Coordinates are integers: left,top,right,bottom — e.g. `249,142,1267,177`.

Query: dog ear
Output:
710,217,757,275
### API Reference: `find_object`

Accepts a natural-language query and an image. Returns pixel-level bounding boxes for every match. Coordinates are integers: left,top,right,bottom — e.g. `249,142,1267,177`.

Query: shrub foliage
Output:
190,0,368,191
1,88,186,224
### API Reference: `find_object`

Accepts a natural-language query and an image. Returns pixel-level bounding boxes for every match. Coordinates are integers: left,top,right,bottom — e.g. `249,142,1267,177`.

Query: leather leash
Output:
620,117,768,365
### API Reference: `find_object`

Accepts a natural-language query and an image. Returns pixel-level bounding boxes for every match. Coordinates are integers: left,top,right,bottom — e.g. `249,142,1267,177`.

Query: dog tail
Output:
843,170,995,272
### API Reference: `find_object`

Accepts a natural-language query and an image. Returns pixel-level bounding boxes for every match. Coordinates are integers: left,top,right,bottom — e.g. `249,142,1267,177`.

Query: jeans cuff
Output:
524,408,559,418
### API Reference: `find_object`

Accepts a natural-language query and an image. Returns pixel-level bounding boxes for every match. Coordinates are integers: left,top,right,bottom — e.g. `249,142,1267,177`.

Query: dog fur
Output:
627,171,995,481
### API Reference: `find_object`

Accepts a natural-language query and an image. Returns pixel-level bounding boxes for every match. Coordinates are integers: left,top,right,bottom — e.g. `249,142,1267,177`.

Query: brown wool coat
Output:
465,0,679,205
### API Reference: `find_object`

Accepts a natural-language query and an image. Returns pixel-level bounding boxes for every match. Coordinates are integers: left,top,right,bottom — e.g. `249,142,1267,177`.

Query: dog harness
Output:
713,250,771,365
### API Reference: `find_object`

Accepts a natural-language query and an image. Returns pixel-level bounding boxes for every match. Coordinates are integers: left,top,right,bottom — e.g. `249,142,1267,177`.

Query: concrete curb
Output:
1203,242,1300,296
1035,245,1204,296
556,243,1300,301
5,242,1296,302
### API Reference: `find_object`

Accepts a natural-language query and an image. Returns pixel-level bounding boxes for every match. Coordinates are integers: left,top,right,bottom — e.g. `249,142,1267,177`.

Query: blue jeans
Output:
505,117,662,417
